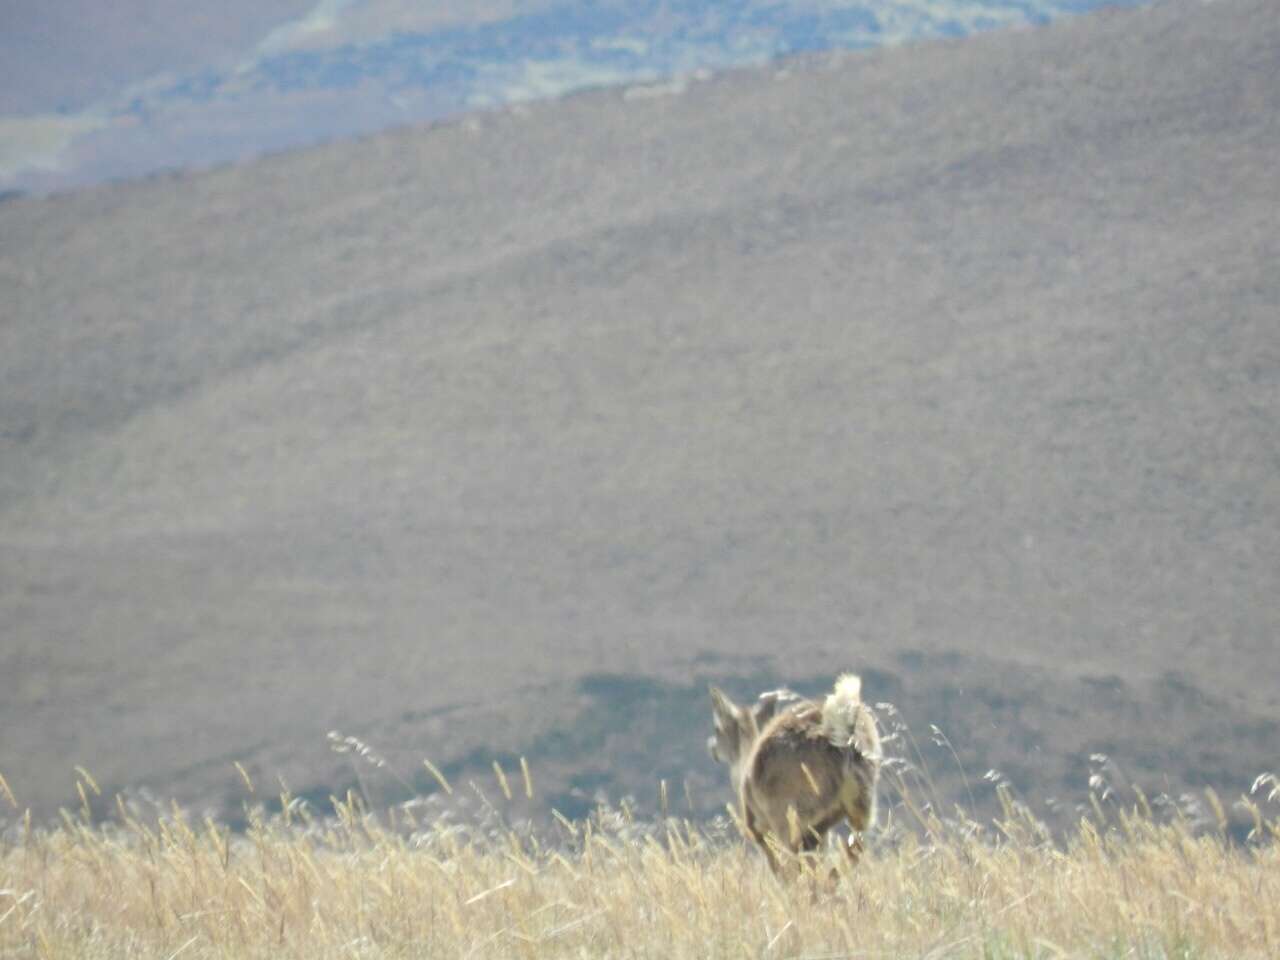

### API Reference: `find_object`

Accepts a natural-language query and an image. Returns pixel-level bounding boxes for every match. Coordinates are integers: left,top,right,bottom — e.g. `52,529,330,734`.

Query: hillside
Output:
1,0,1277,829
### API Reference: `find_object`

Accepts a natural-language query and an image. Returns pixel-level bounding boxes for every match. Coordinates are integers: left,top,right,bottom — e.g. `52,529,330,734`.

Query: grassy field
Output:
2,758,1277,960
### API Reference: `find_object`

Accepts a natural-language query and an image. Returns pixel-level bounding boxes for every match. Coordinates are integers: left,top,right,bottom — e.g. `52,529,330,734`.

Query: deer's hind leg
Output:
743,804,783,877
841,830,865,868
839,783,873,870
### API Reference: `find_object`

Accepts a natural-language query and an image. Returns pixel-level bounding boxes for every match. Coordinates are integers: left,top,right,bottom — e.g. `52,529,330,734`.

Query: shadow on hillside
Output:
228,651,1278,843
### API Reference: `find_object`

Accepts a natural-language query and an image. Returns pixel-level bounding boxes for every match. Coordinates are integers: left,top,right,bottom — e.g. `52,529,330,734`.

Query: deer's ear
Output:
753,690,783,727
754,688,802,726
709,686,739,729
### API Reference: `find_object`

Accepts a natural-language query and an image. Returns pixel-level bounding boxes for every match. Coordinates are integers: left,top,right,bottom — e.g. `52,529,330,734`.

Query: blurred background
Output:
1,0,1277,834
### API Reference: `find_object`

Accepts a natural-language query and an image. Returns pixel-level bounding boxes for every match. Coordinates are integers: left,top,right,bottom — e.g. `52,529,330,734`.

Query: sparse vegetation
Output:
2,745,1276,959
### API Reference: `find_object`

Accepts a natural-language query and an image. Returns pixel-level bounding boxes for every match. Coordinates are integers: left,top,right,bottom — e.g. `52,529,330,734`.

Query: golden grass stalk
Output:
0,771,18,810
520,757,534,801
422,758,452,795
493,761,513,802
233,763,255,795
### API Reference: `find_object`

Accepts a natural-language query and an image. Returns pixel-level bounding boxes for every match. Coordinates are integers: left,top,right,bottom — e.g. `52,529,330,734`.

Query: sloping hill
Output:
1,0,1277,828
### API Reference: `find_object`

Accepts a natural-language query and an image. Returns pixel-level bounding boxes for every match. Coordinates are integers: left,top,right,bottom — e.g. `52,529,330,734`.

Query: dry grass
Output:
1,762,1277,960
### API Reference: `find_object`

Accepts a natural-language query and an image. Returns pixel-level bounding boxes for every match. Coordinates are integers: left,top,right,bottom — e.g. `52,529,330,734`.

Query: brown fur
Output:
709,676,880,877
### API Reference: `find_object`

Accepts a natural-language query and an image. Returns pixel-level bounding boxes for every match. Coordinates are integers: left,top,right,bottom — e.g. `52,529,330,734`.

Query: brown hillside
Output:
1,0,1277,827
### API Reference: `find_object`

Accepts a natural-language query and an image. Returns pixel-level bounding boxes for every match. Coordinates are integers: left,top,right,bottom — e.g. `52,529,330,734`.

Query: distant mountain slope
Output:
3,0,1140,192
1,0,1277,828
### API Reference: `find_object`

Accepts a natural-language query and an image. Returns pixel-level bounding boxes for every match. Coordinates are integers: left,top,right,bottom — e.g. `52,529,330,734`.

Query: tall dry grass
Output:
1,754,1277,959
